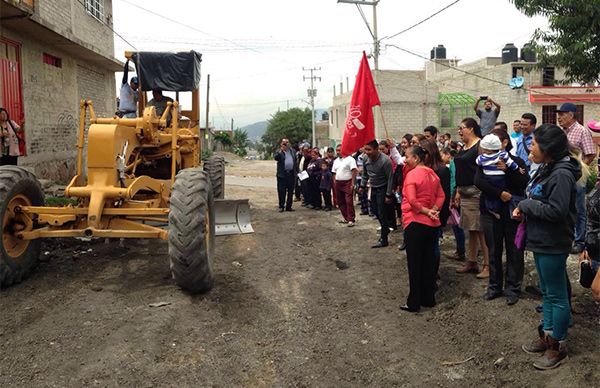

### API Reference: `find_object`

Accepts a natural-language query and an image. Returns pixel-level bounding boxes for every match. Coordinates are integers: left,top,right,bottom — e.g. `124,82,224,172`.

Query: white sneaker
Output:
347,221,355,227
376,226,382,231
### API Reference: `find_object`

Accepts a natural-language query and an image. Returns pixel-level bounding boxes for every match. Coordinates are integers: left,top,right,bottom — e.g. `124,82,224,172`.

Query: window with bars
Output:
542,105,556,124
42,53,62,68
543,104,584,125
84,0,104,21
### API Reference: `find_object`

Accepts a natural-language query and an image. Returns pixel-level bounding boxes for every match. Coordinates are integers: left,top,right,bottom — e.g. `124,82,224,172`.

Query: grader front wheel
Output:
168,168,215,293
0,166,44,288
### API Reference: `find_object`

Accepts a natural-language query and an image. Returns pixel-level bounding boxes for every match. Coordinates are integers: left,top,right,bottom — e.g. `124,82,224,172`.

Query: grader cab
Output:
0,51,252,293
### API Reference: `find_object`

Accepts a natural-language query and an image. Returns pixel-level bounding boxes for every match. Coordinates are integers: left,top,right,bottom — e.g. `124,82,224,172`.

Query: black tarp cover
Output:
131,51,202,92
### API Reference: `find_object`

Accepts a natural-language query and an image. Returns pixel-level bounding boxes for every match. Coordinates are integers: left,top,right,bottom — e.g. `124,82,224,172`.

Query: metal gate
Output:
0,37,24,126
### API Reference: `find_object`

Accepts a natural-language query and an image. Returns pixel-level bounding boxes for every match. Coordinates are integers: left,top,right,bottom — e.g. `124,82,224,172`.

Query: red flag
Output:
341,51,380,157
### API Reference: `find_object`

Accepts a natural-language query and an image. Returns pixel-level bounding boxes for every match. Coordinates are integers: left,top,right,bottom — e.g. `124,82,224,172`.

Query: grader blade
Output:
214,199,254,236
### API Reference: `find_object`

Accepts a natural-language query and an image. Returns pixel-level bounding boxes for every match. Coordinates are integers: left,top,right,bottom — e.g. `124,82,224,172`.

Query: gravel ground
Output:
1,157,598,387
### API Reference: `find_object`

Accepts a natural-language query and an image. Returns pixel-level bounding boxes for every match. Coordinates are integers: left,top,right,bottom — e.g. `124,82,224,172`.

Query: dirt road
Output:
1,156,598,387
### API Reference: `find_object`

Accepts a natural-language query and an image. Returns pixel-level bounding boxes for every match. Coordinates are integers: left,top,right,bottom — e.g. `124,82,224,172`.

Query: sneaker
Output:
338,220,349,224
347,221,355,227
376,226,382,231
506,295,519,305
278,208,284,213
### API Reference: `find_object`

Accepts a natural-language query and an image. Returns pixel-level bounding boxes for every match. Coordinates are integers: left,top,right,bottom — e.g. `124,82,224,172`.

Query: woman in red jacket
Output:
400,145,446,313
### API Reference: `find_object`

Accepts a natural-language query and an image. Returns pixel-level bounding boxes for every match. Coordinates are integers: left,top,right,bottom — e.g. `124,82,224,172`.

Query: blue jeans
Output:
452,225,466,255
534,252,570,341
574,183,586,245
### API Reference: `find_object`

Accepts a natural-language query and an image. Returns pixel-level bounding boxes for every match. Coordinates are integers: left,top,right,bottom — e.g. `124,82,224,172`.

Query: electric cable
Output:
380,0,462,41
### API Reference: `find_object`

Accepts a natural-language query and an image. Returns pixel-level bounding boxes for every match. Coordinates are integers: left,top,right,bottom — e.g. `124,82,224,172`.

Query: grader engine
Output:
0,51,252,293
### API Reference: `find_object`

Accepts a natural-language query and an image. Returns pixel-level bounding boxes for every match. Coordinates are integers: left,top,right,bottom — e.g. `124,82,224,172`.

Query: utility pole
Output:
337,0,380,69
303,67,321,147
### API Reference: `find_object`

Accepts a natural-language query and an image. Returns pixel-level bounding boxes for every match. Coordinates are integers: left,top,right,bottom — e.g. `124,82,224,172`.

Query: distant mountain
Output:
240,121,268,140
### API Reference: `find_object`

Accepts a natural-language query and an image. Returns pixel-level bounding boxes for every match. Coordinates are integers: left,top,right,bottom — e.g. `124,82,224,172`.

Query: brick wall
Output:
36,0,114,58
2,29,116,182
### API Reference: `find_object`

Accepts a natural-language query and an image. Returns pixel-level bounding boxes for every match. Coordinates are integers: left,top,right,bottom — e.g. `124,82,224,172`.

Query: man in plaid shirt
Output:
556,102,596,253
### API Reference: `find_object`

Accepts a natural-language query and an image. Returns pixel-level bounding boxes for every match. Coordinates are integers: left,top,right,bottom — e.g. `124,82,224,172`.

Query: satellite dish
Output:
509,76,524,89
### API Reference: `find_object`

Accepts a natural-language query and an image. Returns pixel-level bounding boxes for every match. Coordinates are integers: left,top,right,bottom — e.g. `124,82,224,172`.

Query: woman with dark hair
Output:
475,128,529,305
400,145,445,312
454,118,489,278
515,124,581,370
0,107,25,165
400,134,413,156
410,133,425,147
420,139,450,279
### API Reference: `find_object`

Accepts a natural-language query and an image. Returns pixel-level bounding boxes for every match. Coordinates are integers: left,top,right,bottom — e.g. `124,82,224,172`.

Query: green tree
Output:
214,131,232,151
512,0,600,84
261,107,311,157
232,128,250,157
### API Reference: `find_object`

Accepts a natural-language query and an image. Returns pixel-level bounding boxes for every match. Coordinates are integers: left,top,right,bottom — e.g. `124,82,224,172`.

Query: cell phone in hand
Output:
480,96,488,101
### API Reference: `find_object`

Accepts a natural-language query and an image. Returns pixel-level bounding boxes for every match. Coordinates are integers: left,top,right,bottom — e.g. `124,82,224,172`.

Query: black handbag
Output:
579,260,597,288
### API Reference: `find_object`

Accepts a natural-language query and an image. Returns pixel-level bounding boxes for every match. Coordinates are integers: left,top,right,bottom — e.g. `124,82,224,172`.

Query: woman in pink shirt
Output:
400,145,446,313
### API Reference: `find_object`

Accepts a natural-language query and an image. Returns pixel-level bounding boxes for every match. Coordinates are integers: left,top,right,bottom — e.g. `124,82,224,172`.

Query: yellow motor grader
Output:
0,51,252,293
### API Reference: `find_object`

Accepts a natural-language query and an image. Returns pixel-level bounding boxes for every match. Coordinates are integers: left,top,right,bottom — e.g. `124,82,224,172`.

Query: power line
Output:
356,4,375,39
75,0,137,49
380,0,462,41
385,44,600,106
118,0,295,65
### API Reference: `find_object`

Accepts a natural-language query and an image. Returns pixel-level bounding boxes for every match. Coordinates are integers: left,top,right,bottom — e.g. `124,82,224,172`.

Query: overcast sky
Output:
112,0,547,129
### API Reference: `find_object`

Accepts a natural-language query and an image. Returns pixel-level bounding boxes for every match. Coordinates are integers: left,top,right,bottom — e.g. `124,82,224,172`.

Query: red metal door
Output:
0,37,24,126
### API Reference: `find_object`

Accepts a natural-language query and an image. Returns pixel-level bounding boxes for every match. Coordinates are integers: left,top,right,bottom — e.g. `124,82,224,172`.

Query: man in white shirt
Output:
332,146,358,226
118,60,139,118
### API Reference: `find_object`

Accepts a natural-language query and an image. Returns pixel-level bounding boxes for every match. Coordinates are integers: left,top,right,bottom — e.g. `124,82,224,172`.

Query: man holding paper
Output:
274,138,298,212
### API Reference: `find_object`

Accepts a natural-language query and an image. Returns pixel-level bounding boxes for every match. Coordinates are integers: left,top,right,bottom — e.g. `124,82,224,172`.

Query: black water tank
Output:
520,44,536,62
430,47,435,59
434,44,446,59
502,43,518,64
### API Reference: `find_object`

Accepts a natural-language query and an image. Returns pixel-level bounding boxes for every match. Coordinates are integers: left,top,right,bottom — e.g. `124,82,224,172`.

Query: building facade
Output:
329,46,600,144
1,0,121,181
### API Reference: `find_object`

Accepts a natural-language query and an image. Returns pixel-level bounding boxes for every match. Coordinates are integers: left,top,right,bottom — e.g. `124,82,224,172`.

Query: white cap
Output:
480,134,501,151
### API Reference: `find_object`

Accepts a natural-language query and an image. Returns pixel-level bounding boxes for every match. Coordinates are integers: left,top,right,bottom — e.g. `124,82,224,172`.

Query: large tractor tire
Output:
203,155,225,199
0,166,44,288
168,168,215,293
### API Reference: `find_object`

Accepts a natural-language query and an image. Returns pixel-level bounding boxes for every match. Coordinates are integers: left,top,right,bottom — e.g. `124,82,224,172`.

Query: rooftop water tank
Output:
520,44,536,62
434,44,446,59
502,43,518,64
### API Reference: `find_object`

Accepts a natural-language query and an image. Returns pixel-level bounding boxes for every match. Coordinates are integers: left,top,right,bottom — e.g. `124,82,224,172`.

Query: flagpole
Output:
378,106,389,139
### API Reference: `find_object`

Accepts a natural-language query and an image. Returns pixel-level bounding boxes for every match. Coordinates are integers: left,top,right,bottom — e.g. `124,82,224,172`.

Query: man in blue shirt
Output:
515,113,537,173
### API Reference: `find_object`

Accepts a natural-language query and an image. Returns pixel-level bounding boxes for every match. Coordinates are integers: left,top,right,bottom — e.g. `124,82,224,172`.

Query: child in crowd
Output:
355,148,369,215
476,134,520,217
319,160,333,211
441,145,466,261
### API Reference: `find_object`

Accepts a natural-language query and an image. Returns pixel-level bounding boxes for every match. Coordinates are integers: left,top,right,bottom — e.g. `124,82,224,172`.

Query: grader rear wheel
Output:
0,166,44,288
203,155,225,199
168,167,215,293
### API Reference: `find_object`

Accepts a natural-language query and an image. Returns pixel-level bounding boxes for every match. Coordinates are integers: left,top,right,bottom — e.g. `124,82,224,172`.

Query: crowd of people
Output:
274,98,600,370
